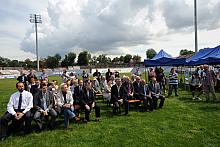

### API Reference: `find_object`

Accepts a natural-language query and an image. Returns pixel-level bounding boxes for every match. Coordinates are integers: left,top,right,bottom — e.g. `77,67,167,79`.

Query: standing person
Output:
106,68,113,82
216,69,220,91
17,70,28,91
202,65,217,102
156,67,166,94
27,69,37,84
40,69,48,81
93,69,101,82
61,70,70,83
82,70,89,84
149,78,165,110
168,68,179,97
190,72,202,100
33,84,57,130
148,68,156,82
81,82,101,122
0,82,33,141
57,83,76,128
114,70,120,78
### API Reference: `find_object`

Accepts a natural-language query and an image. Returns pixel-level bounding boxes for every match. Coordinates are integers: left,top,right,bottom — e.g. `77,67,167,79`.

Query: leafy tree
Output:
67,52,76,66
112,57,120,63
124,54,132,63
119,56,124,62
8,60,19,67
46,56,58,68
179,49,194,56
96,54,111,64
77,51,90,66
61,55,69,67
132,55,141,62
146,49,157,59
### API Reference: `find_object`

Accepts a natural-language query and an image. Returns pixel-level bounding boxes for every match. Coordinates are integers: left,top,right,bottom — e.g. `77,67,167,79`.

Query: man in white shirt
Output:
0,82,33,141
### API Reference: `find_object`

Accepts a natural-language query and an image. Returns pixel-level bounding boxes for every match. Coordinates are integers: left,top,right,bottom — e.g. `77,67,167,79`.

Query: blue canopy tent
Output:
186,45,220,66
200,45,220,65
144,49,186,67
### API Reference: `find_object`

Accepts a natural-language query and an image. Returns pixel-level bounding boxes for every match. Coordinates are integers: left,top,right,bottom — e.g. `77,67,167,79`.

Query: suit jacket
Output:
73,85,84,104
81,89,95,105
34,90,54,111
57,91,74,107
111,84,123,103
121,82,134,99
149,82,160,96
133,81,145,99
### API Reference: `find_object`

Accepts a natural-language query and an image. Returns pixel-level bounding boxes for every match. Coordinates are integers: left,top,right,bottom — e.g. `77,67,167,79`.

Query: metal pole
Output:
194,0,198,53
34,14,39,71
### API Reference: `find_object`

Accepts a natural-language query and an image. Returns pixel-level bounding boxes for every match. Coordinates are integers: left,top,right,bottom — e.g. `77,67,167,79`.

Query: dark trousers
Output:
168,84,178,96
33,108,57,129
138,96,151,111
0,111,32,138
113,99,129,115
152,95,165,110
83,103,100,121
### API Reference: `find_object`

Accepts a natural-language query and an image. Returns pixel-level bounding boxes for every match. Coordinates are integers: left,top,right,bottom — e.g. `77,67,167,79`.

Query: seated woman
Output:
103,80,112,106
190,72,202,100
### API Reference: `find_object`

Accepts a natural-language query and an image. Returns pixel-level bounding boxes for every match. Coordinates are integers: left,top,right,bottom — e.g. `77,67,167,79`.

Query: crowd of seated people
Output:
0,68,167,141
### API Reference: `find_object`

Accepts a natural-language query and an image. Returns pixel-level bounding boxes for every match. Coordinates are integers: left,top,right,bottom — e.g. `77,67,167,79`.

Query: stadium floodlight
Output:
29,14,42,71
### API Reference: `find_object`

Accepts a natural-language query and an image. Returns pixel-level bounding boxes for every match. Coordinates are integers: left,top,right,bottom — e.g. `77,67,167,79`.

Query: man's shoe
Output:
0,136,6,141
83,119,88,123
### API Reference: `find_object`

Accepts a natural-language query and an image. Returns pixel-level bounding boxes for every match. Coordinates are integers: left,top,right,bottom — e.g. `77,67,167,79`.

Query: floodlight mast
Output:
194,0,198,53
30,14,42,71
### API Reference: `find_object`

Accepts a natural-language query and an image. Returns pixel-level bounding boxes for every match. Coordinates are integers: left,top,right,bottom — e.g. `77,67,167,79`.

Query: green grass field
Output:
0,77,220,147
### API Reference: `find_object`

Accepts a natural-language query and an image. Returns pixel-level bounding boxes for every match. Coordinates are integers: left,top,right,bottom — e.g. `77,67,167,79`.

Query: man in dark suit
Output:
106,68,113,82
111,78,129,115
33,84,57,130
133,76,144,99
81,82,100,122
93,69,101,82
27,69,37,83
149,77,165,110
17,70,28,90
73,80,84,119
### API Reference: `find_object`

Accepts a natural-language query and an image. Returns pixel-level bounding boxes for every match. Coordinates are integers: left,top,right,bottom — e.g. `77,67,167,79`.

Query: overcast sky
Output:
0,0,220,61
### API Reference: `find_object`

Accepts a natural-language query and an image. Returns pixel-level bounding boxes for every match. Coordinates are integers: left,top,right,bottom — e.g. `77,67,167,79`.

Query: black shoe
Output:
83,119,88,123
0,136,6,141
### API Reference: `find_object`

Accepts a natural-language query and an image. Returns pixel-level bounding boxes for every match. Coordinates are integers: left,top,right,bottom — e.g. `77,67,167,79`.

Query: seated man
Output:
0,82,33,141
149,77,165,110
133,76,143,100
73,80,84,119
33,84,57,130
141,80,152,112
57,83,76,128
111,78,129,115
81,82,101,122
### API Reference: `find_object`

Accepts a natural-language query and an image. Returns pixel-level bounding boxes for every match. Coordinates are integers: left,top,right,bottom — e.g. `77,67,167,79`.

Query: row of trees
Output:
0,49,194,69
0,51,141,69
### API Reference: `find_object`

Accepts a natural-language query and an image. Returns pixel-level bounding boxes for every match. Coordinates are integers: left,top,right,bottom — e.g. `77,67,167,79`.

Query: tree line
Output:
0,51,141,69
0,49,194,69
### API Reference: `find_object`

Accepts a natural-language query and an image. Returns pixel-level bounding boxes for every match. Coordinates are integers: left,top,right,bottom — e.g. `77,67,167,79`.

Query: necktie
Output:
144,85,146,96
63,92,67,103
18,93,22,111
43,93,47,110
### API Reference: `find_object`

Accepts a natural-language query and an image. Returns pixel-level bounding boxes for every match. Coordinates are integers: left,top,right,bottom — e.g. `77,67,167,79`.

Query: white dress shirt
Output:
7,90,33,115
